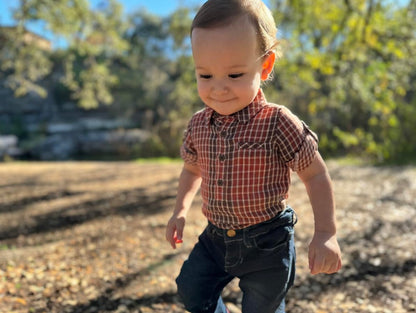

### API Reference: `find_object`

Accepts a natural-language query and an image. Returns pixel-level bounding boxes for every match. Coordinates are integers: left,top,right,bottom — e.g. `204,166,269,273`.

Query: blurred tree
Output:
0,0,52,98
113,7,199,157
2,0,414,161
1,0,128,109
268,0,416,162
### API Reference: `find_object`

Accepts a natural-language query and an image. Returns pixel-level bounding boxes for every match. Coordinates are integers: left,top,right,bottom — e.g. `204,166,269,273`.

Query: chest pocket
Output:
236,141,274,165
238,142,267,149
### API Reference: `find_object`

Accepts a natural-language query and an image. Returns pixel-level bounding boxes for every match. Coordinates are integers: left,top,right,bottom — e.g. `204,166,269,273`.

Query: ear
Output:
261,51,276,81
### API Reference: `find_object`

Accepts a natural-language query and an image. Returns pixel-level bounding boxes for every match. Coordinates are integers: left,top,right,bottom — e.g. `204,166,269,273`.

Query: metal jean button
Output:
227,229,236,237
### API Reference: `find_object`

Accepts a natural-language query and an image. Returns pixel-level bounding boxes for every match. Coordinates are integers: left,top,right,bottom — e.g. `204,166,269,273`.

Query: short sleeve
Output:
180,120,198,165
275,107,318,172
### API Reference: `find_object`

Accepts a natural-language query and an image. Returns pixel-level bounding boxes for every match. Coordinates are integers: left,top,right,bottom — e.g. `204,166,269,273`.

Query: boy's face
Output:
191,15,273,116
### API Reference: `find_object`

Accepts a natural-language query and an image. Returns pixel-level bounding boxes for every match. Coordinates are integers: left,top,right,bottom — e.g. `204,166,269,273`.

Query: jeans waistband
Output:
207,207,297,239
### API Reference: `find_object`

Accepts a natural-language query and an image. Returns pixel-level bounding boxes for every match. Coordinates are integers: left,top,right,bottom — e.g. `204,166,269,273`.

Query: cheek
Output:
196,81,208,97
235,77,261,102
252,73,262,87
235,77,259,95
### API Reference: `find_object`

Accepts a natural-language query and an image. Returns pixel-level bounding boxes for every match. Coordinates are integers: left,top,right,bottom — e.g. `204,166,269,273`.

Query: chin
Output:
212,108,238,116
208,103,243,116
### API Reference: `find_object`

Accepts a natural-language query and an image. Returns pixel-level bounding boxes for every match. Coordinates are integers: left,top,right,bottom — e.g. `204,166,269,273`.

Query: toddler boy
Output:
166,1,342,312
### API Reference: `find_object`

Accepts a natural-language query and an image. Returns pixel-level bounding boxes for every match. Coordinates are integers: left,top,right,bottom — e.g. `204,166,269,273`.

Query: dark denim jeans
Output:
176,208,297,313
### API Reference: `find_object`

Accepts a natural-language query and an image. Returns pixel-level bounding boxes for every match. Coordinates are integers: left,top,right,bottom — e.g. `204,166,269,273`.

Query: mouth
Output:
212,98,235,104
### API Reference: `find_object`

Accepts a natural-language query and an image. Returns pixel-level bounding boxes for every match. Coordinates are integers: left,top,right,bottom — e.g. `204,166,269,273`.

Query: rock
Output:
0,135,21,158
30,134,77,160
28,128,151,160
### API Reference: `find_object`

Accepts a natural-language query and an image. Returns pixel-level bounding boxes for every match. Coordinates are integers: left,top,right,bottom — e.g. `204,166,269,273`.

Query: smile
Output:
212,98,235,103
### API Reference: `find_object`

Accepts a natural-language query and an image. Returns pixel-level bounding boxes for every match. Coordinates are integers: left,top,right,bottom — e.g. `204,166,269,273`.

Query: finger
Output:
165,223,177,249
176,226,183,242
311,254,326,275
174,225,184,246
165,223,173,242
335,258,342,272
329,254,342,273
308,248,315,273
170,233,178,249
324,256,342,274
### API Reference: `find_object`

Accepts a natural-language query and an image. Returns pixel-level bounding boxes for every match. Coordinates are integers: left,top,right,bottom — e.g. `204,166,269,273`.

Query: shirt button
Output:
220,130,227,137
219,154,226,161
217,179,224,186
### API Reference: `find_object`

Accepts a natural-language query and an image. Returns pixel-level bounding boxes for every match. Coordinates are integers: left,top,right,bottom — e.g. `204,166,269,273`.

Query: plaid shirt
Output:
181,89,318,229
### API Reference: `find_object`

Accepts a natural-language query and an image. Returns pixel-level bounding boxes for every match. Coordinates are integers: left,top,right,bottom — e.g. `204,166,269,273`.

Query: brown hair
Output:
191,0,279,57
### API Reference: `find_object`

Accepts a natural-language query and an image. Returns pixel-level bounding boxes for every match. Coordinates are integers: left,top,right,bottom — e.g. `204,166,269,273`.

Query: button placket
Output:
216,127,227,192
211,115,235,199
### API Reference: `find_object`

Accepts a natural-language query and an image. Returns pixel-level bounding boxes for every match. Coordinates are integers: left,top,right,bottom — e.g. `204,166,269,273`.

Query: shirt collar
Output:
204,89,266,125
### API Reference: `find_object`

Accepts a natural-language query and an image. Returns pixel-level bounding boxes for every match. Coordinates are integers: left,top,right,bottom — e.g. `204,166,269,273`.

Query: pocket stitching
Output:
253,226,293,252
238,142,267,150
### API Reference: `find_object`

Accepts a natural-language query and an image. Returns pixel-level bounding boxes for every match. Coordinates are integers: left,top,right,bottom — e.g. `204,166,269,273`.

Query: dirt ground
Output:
0,161,415,313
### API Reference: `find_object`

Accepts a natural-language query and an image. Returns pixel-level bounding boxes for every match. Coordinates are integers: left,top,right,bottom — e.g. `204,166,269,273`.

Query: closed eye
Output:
199,74,212,79
228,73,244,79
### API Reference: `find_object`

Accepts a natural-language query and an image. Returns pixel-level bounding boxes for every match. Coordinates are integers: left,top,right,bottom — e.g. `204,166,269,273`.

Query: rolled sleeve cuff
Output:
287,130,318,172
180,144,198,165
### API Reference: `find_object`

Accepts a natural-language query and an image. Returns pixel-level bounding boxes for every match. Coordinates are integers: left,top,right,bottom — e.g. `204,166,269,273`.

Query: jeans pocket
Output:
253,225,293,252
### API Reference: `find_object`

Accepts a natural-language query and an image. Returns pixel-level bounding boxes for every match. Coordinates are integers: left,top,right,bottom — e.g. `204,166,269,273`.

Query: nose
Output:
211,78,229,96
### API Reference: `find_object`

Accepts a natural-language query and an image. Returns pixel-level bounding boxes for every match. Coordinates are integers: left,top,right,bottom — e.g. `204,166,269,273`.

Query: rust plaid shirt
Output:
181,89,318,229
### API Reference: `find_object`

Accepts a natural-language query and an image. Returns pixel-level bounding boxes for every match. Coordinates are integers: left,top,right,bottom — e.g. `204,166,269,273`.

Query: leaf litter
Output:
0,161,415,313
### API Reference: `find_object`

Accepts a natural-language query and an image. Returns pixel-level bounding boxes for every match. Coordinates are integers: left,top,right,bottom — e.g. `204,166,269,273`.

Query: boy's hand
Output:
308,231,342,275
166,214,186,249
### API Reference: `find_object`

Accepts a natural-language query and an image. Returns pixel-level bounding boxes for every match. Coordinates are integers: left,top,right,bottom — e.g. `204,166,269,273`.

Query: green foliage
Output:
2,0,128,108
0,25,51,98
1,0,415,162
112,8,199,157
268,0,416,162
62,53,119,108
